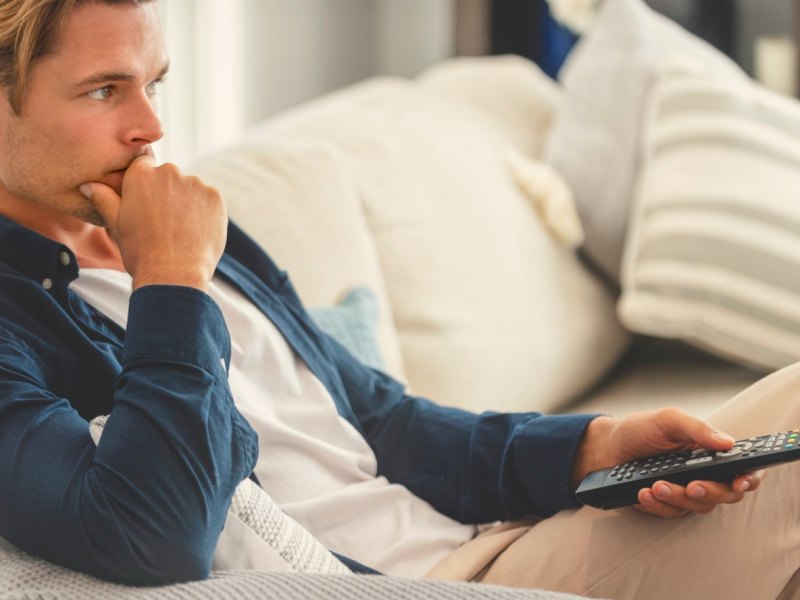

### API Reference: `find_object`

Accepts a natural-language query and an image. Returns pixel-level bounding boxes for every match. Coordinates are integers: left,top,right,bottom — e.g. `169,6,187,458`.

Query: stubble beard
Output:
3,121,108,228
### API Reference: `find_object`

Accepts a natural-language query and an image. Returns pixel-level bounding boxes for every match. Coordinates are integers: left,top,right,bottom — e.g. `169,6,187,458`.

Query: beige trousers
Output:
426,362,800,599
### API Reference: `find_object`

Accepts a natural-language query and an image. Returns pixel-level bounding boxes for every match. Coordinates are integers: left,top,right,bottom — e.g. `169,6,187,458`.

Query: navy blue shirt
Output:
0,216,597,585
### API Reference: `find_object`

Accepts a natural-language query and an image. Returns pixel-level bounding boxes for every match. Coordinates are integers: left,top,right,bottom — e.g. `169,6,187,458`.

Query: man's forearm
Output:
0,287,258,586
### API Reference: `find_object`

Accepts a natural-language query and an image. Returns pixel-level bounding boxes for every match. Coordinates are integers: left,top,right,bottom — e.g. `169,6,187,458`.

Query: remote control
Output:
576,429,800,509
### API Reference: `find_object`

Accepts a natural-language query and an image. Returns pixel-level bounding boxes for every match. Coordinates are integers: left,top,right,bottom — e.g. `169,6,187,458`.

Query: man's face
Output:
0,1,168,226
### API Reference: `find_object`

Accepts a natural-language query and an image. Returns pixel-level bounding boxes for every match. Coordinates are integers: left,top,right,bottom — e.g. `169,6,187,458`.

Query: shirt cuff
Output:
123,285,231,374
510,413,601,516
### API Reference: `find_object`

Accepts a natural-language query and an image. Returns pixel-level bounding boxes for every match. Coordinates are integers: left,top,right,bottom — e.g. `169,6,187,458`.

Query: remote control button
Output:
686,456,713,465
786,444,795,449
717,449,743,458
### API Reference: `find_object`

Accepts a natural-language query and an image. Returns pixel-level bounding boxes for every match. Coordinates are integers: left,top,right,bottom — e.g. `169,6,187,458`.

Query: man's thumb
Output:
79,182,121,229
705,426,736,450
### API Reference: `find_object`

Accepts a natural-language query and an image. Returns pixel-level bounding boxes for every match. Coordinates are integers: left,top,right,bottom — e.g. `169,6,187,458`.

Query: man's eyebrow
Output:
72,64,170,89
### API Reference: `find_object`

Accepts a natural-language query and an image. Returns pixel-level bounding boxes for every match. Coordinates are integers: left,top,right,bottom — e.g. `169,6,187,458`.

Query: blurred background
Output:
155,0,798,166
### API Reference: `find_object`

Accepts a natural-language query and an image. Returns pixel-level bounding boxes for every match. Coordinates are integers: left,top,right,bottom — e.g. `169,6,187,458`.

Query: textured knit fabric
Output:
228,479,350,574
0,541,593,600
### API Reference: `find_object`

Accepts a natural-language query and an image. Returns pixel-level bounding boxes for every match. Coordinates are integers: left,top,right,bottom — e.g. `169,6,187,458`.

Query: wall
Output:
156,0,455,166
736,0,794,74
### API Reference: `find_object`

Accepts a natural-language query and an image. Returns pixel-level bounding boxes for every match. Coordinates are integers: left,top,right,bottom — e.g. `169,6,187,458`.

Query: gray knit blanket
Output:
0,419,594,599
0,539,590,600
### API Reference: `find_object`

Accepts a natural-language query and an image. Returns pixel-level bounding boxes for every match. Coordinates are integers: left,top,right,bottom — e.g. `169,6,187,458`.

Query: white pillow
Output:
543,0,745,282
416,54,563,157
619,56,800,371
255,75,628,414
187,140,406,381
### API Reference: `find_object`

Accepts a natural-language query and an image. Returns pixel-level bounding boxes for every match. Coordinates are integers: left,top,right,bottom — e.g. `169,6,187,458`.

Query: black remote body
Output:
576,429,800,510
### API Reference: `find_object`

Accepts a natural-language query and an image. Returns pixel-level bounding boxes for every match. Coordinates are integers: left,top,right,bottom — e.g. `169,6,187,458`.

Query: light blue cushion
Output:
308,287,385,371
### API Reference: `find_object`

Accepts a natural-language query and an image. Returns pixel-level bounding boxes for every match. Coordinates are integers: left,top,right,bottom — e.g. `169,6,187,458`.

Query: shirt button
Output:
42,278,53,290
59,251,71,267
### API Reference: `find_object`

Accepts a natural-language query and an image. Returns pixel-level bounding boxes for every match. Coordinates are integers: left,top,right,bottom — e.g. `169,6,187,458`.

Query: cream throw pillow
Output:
255,71,628,413
620,56,800,371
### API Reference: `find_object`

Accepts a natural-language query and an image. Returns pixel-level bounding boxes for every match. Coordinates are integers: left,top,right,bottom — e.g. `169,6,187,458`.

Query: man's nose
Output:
123,91,164,147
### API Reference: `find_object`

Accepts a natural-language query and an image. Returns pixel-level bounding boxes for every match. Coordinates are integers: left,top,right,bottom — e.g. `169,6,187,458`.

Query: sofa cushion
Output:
416,54,563,157
187,140,406,381
543,0,745,282
619,56,800,371
252,67,629,414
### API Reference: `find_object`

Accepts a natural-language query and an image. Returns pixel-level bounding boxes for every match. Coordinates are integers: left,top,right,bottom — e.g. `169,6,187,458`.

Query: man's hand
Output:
572,408,767,518
80,156,227,292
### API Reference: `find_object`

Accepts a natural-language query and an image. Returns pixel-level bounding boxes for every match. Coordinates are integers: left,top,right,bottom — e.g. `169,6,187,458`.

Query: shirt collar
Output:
0,215,80,292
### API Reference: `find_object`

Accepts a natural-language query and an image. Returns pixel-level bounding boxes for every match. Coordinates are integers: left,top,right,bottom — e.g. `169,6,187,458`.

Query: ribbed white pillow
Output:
544,0,745,282
620,56,800,371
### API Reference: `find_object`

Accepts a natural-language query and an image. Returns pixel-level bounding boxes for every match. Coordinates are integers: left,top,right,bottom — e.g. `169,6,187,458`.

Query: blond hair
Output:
0,0,153,114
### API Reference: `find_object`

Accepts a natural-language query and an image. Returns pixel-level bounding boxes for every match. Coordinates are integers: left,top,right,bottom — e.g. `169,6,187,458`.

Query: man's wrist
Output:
571,415,617,490
132,269,210,292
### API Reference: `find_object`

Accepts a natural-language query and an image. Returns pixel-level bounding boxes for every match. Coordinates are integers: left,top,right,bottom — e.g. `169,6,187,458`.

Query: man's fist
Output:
573,409,766,518
80,156,227,292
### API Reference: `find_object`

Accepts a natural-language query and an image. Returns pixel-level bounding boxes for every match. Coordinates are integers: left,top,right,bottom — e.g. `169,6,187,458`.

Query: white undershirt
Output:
70,269,476,577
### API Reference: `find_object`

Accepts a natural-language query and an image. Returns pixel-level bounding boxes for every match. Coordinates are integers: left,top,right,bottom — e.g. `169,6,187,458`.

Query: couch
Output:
187,0,771,422
8,0,798,597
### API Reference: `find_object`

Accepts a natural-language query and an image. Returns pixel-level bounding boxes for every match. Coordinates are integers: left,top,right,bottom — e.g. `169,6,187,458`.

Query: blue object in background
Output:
491,0,738,80
533,0,578,79
490,0,578,80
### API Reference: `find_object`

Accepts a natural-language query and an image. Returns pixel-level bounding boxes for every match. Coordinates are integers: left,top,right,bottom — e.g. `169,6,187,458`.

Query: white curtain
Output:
156,0,247,166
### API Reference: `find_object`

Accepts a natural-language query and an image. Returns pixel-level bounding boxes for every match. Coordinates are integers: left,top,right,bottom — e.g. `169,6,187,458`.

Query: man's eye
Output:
145,78,165,98
87,87,112,100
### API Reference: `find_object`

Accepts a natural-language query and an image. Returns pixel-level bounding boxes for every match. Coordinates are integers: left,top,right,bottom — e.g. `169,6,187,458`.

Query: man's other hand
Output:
573,409,766,518
80,156,227,292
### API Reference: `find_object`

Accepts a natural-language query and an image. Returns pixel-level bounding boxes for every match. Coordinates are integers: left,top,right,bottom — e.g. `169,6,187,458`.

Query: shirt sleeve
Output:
0,286,258,586
322,333,598,523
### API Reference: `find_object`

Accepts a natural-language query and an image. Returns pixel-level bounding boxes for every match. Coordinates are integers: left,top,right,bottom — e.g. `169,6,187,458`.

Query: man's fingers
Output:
80,182,121,230
126,154,156,174
654,408,735,451
732,469,767,493
635,488,693,518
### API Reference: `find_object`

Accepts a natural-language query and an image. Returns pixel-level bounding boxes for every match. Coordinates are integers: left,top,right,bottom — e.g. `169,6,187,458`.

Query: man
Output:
0,1,796,597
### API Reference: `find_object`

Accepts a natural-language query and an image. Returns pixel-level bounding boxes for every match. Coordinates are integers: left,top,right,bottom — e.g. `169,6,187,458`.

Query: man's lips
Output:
100,169,127,192
88,151,153,192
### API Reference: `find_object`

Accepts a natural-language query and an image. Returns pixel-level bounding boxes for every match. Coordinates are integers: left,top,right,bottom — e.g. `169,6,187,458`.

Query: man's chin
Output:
73,205,108,229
